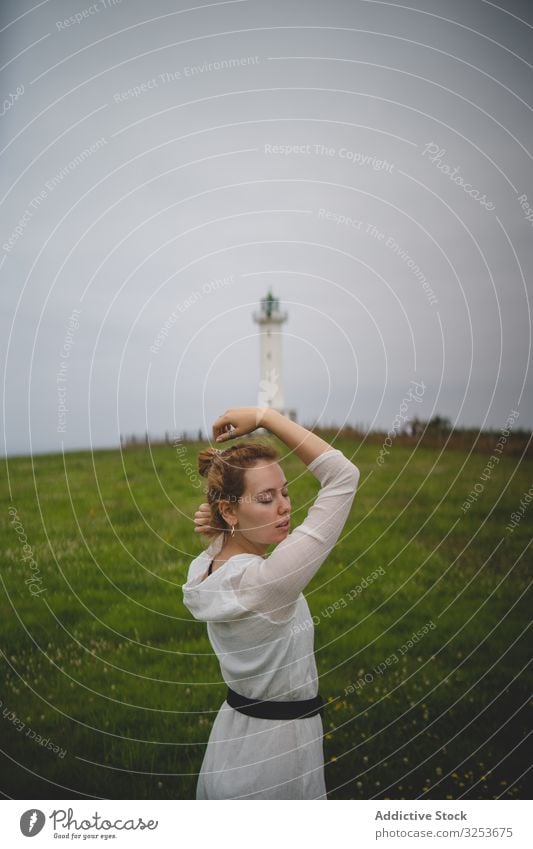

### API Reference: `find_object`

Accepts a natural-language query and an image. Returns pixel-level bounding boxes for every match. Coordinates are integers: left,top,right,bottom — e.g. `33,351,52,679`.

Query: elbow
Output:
333,460,361,495
345,460,361,490
329,456,361,492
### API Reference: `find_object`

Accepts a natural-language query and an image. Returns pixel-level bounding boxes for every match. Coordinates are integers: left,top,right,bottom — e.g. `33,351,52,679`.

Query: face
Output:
222,460,291,547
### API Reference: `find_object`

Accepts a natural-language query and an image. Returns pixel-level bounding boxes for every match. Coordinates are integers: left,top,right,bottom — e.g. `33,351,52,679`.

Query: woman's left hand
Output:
194,502,216,535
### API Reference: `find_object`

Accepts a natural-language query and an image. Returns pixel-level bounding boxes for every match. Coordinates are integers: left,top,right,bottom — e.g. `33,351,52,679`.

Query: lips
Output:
276,517,290,528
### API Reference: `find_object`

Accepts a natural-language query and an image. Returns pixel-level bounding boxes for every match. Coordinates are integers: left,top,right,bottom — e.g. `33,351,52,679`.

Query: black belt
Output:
226,686,324,720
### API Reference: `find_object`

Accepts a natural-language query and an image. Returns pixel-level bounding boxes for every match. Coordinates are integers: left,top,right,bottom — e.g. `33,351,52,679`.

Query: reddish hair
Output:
197,440,280,536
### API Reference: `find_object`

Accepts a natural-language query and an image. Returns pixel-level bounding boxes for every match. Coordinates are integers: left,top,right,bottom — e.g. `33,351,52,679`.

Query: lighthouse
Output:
252,290,297,422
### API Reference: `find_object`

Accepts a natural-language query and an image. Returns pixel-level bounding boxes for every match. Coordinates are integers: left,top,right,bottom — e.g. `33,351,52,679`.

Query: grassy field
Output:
1,435,531,800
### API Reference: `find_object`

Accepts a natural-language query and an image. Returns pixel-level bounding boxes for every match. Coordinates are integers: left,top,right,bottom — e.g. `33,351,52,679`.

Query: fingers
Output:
195,526,217,536
214,424,235,441
216,431,235,442
194,501,212,536
216,422,241,441
212,412,230,439
212,410,240,441
194,521,213,534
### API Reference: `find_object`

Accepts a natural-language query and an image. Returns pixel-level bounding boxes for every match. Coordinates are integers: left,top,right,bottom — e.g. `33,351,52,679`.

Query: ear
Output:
219,499,238,526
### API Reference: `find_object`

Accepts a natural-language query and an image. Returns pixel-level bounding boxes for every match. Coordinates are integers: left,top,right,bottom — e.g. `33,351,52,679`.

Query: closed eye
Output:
257,490,290,503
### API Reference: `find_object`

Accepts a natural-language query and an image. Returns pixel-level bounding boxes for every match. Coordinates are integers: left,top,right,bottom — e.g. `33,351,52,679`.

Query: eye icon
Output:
20,809,45,836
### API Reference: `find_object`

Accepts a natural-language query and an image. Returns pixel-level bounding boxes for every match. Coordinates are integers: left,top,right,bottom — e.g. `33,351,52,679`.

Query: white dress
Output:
181,448,360,799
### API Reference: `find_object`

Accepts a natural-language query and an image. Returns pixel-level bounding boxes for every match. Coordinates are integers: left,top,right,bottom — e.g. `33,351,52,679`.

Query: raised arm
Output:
192,409,336,539
210,406,360,621
258,408,336,466
232,447,360,623
213,406,334,466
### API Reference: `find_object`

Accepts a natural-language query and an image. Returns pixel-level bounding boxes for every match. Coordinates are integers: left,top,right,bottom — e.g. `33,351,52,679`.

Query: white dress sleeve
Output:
232,448,360,623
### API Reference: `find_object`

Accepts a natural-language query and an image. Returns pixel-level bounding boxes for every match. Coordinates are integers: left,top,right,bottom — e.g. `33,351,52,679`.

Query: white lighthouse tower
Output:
252,290,297,422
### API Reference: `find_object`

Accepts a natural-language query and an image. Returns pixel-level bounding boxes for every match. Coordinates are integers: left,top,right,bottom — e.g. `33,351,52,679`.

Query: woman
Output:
182,406,360,799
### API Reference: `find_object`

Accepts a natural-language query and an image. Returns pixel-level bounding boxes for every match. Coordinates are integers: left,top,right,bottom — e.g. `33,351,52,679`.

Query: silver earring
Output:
231,524,235,538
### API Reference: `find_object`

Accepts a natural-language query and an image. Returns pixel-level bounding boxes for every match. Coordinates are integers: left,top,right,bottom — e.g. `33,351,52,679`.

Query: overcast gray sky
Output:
1,0,532,456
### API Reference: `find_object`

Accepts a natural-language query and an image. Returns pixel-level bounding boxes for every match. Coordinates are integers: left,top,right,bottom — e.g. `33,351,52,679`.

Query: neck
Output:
221,530,269,559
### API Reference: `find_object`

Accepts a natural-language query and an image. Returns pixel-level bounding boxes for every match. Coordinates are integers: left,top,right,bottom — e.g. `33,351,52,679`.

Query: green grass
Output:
0,437,531,799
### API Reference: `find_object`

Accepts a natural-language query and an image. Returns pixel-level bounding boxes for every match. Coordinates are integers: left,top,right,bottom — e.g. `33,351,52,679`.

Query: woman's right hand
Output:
212,406,271,442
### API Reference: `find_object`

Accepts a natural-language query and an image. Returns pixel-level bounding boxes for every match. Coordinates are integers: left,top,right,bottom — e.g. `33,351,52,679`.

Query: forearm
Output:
262,409,334,466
